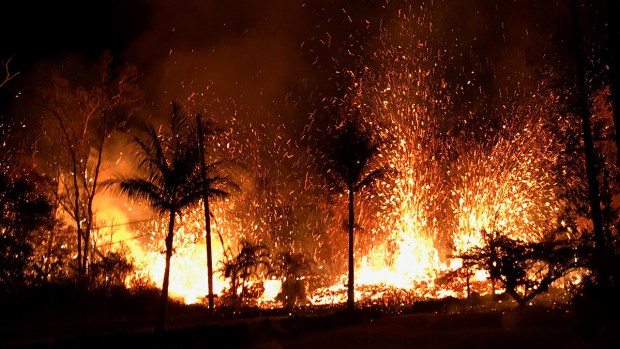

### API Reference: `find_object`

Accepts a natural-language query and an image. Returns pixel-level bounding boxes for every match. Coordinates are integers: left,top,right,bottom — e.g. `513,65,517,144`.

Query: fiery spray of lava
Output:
99,6,574,306
308,8,569,302
113,114,309,305
450,111,564,253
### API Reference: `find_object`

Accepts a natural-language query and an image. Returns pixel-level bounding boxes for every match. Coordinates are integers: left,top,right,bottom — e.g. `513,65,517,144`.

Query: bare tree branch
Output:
0,56,20,89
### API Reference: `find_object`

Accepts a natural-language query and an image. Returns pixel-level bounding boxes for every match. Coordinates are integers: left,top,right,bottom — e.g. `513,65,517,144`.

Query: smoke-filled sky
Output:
0,0,613,131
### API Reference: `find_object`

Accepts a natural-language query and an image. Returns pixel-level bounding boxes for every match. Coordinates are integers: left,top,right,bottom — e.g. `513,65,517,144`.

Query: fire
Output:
309,9,568,303
88,6,574,308
355,212,442,289
132,242,227,304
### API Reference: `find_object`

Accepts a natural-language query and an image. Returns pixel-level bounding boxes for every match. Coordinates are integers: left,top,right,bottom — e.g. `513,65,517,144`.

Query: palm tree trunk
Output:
231,271,238,305
156,209,176,334
204,199,214,312
241,266,248,304
466,267,471,301
347,183,355,311
196,113,215,314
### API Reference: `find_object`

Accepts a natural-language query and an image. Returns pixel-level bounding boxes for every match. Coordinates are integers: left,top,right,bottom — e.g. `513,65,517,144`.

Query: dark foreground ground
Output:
251,310,606,349
3,308,618,349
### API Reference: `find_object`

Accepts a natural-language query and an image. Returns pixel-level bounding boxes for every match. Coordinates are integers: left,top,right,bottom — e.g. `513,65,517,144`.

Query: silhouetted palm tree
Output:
272,251,315,308
109,102,203,333
320,110,385,311
220,239,271,307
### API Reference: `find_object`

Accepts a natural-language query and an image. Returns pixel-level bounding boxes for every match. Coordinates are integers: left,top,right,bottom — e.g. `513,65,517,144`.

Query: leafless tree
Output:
0,56,19,89
41,52,142,281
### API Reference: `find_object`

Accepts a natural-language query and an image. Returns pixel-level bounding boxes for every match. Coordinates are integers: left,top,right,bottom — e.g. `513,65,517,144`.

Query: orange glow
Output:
81,9,575,308
132,241,228,304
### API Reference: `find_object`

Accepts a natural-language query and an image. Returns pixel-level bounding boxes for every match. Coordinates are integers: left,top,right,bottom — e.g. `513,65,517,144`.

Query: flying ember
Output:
93,8,573,307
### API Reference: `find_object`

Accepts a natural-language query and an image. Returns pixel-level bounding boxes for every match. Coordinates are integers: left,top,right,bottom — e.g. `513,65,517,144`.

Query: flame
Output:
309,9,568,304
132,241,228,304
83,6,579,308
355,212,441,289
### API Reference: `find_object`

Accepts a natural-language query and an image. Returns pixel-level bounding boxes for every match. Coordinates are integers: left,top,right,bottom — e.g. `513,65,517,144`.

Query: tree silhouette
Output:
195,112,238,314
272,251,314,309
88,249,134,290
570,0,609,286
0,152,55,291
42,52,141,281
108,102,203,333
604,0,620,166
220,239,271,307
458,230,577,307
0,56,19,89
318,109,385,311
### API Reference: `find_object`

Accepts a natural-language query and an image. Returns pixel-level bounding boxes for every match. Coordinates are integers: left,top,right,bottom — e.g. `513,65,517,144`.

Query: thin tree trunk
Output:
45,227,55,281
241,266,248,304
50,109,84,280
347,183,355,311
606,0,620,165
82,233,89,278
196,113,215,314
156,209,176,334
82,109,109,279
231,271,238,305
73,164,82,280
466,267,471,301
571,0,608,279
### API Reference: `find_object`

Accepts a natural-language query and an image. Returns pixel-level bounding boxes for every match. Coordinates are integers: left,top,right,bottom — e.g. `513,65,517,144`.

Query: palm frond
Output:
170,101,190,138
128,126,171,181
117,178,169,213
208,175,240,190
207,188,232,200
321,114,381,187
176,189,204,212
355,167,392,191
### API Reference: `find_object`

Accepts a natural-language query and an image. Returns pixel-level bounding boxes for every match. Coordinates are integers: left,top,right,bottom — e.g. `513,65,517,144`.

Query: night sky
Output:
0,0,614,132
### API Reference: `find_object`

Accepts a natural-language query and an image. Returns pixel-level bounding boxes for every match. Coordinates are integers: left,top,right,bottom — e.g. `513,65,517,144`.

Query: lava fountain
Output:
310,9,568,302
104,7,571,306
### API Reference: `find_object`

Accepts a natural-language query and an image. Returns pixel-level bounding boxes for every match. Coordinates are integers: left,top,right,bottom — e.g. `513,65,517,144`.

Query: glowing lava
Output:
99,6,572,307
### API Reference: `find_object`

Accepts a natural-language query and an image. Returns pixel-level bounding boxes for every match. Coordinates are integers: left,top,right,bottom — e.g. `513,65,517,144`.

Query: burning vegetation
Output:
1,0,619,340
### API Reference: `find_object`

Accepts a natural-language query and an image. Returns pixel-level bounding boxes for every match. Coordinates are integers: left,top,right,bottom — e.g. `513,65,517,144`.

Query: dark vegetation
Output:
4,306,383,349
3,293,613,349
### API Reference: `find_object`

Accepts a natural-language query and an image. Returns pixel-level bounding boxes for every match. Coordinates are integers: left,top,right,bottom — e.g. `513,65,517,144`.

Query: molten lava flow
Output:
125,204,235,304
